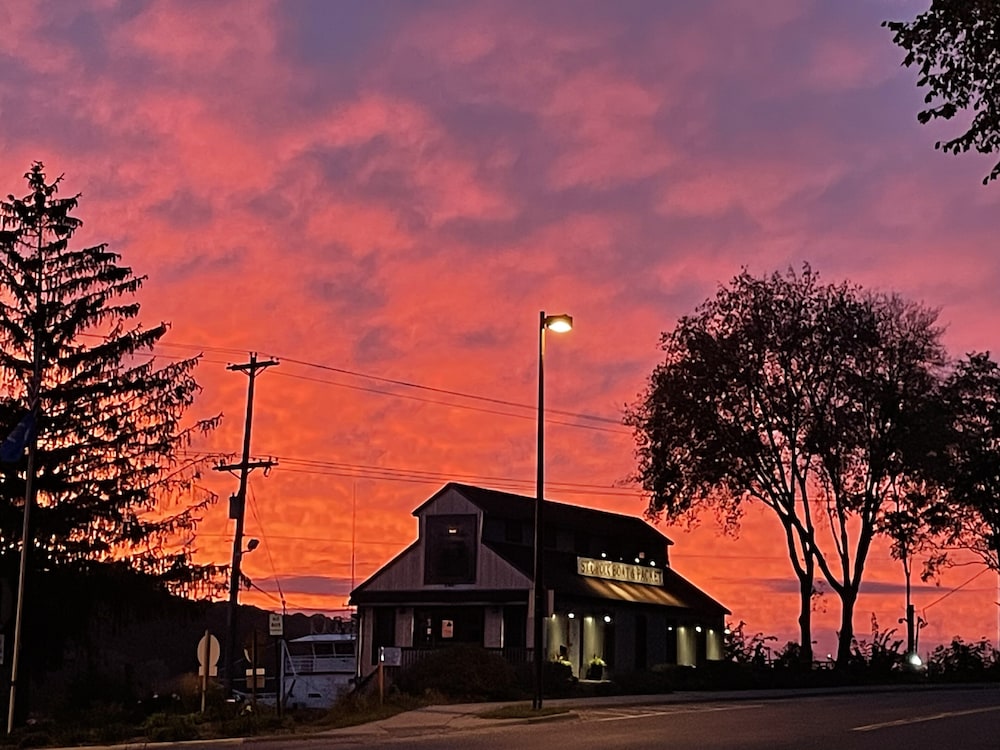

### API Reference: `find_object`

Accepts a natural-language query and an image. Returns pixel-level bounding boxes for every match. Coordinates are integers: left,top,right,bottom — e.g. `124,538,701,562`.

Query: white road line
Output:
852,705,1000,732
591,704,763,722
595,711,676,723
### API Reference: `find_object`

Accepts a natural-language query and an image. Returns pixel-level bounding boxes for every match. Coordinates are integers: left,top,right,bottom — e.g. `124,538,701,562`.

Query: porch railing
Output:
400,646,533,670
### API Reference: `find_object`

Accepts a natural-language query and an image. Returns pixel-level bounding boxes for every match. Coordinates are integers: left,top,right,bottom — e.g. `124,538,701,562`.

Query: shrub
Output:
143,712,199,742
848,614,905,680
926,638,1000,683
612,668,674,695
395,645,520,701
724,621,776,667
16,730,54,749
771,641,805,670
91,721,137,745
697,659,763,690
217,710,289,738
58,670,141,723
512,657,578,698
544,659,576,696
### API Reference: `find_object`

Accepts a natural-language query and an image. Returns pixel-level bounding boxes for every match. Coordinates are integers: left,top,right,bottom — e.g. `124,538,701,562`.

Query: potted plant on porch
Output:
586,655,606,680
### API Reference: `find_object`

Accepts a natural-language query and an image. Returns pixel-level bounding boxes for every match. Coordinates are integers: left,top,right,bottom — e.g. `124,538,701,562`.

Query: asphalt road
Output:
309,687,1000,750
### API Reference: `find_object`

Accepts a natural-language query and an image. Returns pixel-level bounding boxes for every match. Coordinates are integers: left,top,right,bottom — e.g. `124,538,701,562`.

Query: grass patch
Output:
476,704,571,720
318,692,432,729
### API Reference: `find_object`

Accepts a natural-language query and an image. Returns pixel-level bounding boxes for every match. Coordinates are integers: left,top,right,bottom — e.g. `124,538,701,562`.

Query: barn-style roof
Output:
353,483,728,616
416,482,673,550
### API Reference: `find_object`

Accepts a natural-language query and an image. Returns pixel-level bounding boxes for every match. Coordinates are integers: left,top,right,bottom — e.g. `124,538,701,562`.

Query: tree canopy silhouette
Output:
885,1,1000,184
626,266,948,668
0,163,223,595
939,352,1000,571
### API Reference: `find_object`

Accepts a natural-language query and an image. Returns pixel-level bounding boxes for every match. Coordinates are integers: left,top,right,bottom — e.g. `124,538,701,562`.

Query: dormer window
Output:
424,514,477,584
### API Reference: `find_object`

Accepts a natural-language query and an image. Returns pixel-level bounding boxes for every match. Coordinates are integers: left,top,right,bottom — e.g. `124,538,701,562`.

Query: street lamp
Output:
533,311,572,711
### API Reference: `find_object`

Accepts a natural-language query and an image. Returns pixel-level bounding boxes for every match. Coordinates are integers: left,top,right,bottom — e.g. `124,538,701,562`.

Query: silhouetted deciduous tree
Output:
0,163,223,595
939,351,1000,571
626,265,947,668
884,1,1000,184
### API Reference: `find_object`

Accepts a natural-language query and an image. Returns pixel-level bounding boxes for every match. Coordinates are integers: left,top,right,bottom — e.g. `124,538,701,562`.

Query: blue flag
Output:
0,411,35,463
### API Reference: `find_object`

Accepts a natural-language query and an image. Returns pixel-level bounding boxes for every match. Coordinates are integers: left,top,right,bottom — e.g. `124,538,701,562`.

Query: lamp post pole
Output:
532,311,572,711
532,312,546,711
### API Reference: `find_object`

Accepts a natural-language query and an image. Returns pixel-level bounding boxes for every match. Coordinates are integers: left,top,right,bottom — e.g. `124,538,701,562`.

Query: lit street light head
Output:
543,314,573,333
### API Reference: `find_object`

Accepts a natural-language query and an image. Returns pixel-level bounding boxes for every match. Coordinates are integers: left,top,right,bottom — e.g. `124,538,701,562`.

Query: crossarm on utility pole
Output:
214,353,278,696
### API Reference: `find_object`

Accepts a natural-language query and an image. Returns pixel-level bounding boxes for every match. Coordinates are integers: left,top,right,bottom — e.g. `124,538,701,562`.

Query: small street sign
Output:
197,633,220,677
268,612,283,636
380,646,401,667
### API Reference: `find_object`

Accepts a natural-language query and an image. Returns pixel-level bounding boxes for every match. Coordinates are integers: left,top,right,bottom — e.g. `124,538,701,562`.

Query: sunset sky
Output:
2,0,999,658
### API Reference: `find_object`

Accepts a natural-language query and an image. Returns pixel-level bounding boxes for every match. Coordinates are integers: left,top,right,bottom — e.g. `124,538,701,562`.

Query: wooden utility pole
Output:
215,353,278,696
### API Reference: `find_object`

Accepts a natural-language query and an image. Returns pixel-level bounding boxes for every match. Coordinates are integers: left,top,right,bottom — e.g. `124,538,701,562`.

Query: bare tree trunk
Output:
797,574,814,667
835,589,857,668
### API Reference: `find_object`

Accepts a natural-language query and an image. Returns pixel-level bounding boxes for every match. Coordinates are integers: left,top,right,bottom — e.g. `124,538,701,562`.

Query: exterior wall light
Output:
603,614,612,624
568,612,575,619
695,625,703,633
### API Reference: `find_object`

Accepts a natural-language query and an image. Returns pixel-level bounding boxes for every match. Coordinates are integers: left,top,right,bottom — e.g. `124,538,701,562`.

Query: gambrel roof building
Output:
351,483,729,680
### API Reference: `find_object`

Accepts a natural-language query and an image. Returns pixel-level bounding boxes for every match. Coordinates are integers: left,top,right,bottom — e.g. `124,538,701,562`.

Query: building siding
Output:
351,483,729,680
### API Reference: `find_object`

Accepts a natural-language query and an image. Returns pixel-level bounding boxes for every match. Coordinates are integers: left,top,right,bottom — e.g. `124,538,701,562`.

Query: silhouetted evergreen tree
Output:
0,163,222,595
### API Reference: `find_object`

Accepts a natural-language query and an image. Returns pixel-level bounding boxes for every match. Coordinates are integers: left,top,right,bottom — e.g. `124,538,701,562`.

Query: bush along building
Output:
350,483,729,681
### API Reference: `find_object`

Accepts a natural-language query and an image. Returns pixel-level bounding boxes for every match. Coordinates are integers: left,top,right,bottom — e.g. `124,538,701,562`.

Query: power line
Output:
120,342,630,434
278,355,623,426
197,531,410,547
922,566,992,613
273,455,636,492
139,337,627,429
271,370,629,434
246,580,337,614
274,466,642,497
247,480,287,614
179,449,642,499
82,334,633,436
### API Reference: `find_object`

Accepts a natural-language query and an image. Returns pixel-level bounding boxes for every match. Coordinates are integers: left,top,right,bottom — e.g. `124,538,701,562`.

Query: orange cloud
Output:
1,0,998,655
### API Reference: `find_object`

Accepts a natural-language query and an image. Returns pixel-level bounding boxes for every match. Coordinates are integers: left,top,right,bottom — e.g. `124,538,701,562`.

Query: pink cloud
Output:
115,0,280,75
658,161,846,222
543,69,675,189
